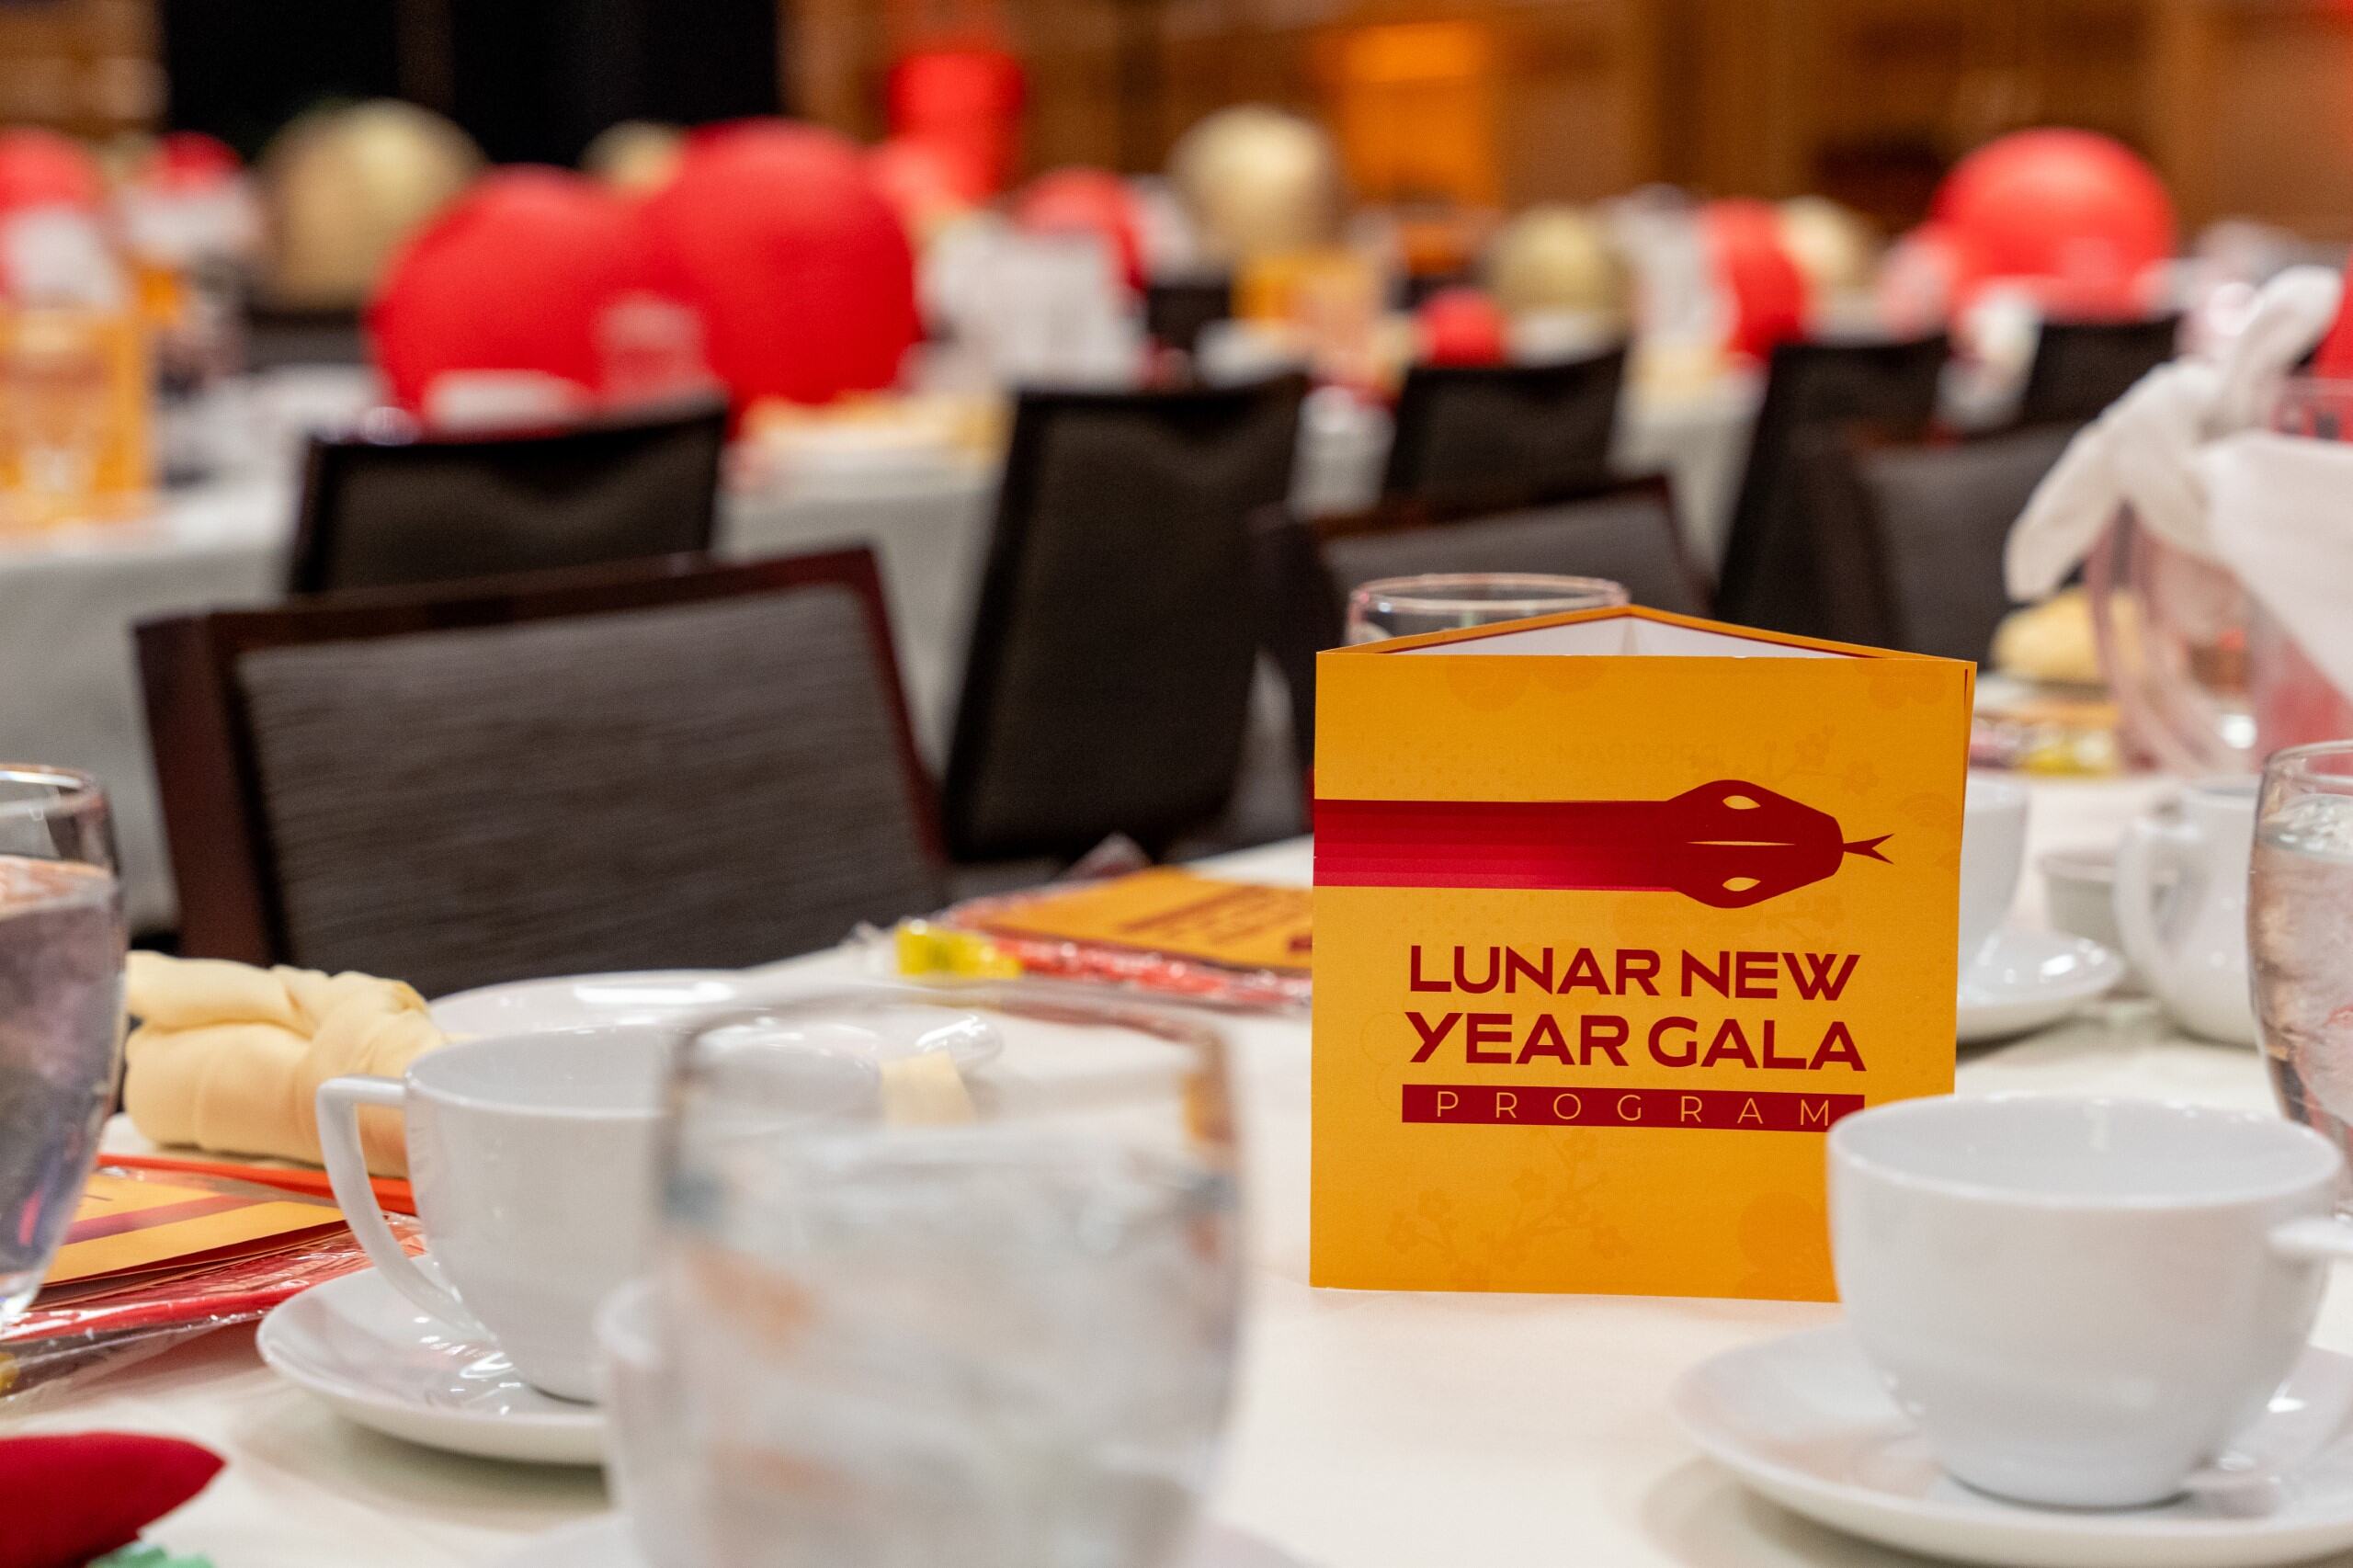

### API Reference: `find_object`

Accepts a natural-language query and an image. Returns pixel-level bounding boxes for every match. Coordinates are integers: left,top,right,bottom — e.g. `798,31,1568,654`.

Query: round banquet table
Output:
28,772,2340,1568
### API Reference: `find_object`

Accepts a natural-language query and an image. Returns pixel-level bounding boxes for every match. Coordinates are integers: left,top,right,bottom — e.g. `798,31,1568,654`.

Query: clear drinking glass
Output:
637,986,1243,1568
1345,572,1629,642
0,767,125,1321
2252,741,2353,1174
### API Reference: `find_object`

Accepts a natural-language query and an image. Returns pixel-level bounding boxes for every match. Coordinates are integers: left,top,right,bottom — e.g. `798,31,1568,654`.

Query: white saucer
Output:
496,1513,1311,1568
431,971,1002,1070
258,1267,604,1466
1957,926,2124,1044
1674,1325,2353,1568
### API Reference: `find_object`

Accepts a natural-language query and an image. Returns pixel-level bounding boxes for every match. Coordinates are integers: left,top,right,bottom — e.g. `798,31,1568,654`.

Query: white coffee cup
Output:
2113,779,2259,1044
1830,1094,2353,1508
1958,774,2029,971
318,1026,671,1402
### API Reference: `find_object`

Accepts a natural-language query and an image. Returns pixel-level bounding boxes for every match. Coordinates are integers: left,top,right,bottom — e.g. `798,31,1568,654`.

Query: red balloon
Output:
886,48,1026,197
0,129,100,215
1014,167,1144,292
369,166,679,412
1704,199,1808,360
1416,286,1509,367
1933,129,2175,310
1876,220,1982,333
642,121,920,408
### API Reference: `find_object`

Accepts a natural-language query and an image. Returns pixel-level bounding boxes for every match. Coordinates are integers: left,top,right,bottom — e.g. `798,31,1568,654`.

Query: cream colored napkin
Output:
122,952,449,1177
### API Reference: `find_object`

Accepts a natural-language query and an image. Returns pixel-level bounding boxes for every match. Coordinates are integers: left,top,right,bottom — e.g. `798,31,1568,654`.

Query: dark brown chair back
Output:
2019,314,2178,427
289,400,729,595
944,376,1306,861
1248,475,1704,768
140,551,942,994
1796,422,2074,659
1143,274,1233,356
1383,347,1629,510
1715,333,1950,636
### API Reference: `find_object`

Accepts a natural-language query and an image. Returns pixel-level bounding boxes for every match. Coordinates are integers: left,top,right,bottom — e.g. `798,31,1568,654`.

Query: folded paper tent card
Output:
1310,607,1972,1301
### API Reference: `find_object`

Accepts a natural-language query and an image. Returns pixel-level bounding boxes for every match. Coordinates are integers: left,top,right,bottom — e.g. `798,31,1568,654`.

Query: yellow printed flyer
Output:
1310,607,1972,1301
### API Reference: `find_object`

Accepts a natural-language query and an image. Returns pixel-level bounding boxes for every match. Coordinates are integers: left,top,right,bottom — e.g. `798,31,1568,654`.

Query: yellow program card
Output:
1310,607,1972,1300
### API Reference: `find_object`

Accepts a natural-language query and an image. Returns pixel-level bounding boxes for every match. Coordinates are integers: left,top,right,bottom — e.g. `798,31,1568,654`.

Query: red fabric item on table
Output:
1703,199,1807,361
641,120,920,411
1414,287,1509,367
1014,168,1146,292
367,165,681,413
0,129,102,215
0,1432,222,1568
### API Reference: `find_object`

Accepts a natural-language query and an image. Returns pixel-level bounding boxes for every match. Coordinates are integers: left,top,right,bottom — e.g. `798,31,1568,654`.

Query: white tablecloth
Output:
0,380,1753,934
27,775,2327,1568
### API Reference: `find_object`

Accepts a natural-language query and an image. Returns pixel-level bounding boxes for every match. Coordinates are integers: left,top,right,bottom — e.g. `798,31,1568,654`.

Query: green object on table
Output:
92,1545,214,1568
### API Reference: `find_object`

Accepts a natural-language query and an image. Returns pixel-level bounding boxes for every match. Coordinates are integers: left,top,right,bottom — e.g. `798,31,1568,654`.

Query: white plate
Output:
1674,1325,2353,1568
1957,926,2124,1044
496,1513,1311,1568
258,1267,604,1466
430,971,1002,1070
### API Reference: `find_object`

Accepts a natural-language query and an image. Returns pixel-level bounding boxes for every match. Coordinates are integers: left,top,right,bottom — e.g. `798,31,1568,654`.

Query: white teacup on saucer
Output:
1674,1325,2353,1568
1830,1095,2353,1510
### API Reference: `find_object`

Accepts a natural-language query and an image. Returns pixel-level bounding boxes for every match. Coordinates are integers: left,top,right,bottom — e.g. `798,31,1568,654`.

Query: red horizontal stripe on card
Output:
1401,1084,1867,1131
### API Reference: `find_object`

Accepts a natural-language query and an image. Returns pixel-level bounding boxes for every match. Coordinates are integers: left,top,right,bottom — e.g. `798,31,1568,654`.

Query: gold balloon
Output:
1777,196,1881,297
583,120,684,195
1483,204,1628,320
260,100,483,309
1168,106,1344,266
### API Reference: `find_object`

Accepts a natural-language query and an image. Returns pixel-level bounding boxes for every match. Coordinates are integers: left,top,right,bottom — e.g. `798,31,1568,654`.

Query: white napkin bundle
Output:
2002,265,2353,715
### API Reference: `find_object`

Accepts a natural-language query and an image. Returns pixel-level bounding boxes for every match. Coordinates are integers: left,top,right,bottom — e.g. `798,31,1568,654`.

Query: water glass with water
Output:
2253,741,2353,1175
1346,572,1628,643
623,987,1244,1568
0,767,125,1322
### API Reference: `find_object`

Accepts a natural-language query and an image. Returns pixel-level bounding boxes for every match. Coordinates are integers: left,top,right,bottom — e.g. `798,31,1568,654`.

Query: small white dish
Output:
257,1267,604,1466
494,1512,1311,1568
1673,1324,2353,1568
1957,926,2124,1044
430,971,1002,1070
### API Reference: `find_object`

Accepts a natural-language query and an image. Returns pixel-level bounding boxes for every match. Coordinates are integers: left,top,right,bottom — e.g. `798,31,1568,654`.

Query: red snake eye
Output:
1722,794,1761,811
1722,876,1760,893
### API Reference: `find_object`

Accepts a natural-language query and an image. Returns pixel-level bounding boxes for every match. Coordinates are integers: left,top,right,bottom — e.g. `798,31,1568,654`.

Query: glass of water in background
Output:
632,988,1243,1568
2252,741,2353,1175
0,767,125,1322
1345,573,1629,643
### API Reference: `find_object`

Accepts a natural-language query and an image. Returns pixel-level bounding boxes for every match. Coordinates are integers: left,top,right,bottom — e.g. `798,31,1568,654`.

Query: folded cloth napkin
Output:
2202,429,2353,712
122,953,447,1177
2006,265,2345,599
0,1432,222,1568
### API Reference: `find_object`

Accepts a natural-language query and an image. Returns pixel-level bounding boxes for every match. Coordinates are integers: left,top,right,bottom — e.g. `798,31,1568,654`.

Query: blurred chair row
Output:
136,312,2160,992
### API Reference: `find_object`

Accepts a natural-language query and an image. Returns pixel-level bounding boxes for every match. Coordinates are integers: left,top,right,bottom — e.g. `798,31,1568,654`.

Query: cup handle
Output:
2271,1217,2353,1263
315,1074,489,1336
2112,812,2197,983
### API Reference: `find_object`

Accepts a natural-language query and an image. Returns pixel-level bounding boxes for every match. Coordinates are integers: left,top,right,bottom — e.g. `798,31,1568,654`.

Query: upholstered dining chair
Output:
138,550,943,995
942,375,1307,863
2018,314,2179,428
287,398,728,595
1793,421,2075,661
1248,474,1705,769
1714,332,1950,637
1381,346,1629,510
1143,273,1234,357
